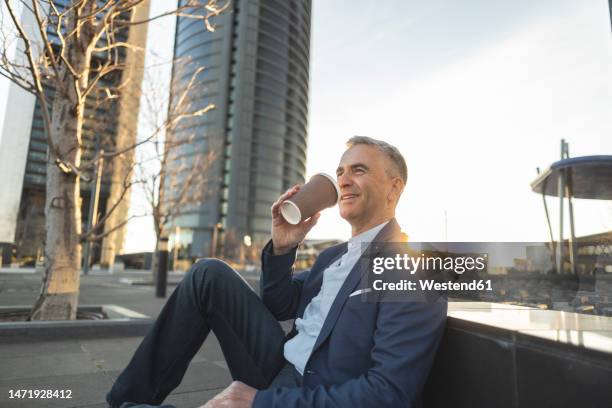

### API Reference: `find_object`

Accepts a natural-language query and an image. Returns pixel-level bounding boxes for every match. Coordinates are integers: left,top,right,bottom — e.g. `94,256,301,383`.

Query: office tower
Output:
0,2,40,266
167,0,311,259
609,0,612,32
0,1,150,266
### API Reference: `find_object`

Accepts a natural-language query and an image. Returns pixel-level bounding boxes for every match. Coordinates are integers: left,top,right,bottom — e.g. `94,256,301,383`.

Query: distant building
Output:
609,0,612,32
0,1,39,266
296,239,343,270
572,230,612,274
166,0,312,260
0,1,151,266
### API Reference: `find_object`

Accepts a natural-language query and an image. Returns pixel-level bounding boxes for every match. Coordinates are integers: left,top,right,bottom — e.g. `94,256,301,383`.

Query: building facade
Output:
0,0,150,266
0,2,40,266
167,0,311,260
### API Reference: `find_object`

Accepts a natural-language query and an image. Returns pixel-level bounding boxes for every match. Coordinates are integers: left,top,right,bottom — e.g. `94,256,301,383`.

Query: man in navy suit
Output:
107,136,447,408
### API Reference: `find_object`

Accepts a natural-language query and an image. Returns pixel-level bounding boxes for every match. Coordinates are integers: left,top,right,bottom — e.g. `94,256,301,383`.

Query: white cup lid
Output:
280,200,302,225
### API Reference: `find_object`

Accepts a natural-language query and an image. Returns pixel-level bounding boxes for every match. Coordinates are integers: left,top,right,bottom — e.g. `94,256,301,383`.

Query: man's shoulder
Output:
320,241,347,255
314,242,347,263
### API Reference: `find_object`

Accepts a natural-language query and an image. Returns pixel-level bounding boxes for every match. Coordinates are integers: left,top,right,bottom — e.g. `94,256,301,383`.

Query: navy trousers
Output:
106,259,297,408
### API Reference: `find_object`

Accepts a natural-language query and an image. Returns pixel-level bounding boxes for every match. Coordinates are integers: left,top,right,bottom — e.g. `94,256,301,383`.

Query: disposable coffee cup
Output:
280,173,340,225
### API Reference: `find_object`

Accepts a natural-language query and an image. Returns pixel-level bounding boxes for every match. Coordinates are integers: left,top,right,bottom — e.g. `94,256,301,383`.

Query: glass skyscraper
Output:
168,0,311,259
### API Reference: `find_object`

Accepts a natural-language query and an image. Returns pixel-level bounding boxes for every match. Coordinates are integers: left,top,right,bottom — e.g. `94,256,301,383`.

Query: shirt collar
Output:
347,220,390,252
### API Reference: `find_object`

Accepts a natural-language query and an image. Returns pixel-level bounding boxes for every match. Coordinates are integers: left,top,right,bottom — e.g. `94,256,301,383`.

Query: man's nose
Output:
338,172,353,189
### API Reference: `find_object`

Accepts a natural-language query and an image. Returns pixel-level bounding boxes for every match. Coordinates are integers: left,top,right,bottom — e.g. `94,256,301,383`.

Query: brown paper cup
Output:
280,173,340,225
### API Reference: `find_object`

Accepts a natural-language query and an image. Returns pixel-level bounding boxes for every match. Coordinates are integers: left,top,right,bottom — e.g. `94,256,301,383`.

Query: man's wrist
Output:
271,241,292,255
273,246,292,255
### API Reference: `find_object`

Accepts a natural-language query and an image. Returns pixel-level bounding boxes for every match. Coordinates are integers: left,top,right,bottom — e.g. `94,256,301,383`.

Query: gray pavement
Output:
0,268,241,408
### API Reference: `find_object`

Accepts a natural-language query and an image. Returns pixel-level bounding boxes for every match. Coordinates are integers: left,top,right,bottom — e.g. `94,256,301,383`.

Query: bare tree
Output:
134,61,217,274
0,0,229,320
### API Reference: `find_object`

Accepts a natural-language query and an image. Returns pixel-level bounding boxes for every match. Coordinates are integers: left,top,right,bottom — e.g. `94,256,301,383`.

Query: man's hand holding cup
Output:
270,173,340,255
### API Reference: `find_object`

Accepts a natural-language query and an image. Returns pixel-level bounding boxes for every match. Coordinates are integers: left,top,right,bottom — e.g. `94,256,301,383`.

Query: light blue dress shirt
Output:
284,220,390,374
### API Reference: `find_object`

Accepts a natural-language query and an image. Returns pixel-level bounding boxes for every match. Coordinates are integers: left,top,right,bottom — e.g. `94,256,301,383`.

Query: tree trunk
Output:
30,26,91,319
30,167,82,319
29,97,84,320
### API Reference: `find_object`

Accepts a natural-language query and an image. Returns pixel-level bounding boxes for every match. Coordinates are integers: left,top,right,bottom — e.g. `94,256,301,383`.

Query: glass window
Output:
28,151,46,162
176,38,218,59
174,213,201,228
256,174,282,190
258,30,289,51
252,156,283,176
254,102,284,121
255,144,283,162
253,115,285,134
257,46,286,66
256,59,287,80
254,202,272,216
250,217,272,233
29,141,48,153
260,4,289,21
253,130,284,148
26,162,46,174
260,15,289,39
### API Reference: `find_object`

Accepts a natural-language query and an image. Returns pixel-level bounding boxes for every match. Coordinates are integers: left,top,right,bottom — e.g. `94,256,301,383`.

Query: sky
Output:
0,1,608,254
303,0,612,243
124,0,612,252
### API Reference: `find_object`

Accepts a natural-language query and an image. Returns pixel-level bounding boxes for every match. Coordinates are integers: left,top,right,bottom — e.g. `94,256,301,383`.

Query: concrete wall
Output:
423,303,612,407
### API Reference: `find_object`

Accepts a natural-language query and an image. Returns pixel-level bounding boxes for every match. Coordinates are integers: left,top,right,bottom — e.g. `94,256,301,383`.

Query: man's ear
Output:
388,177,404,203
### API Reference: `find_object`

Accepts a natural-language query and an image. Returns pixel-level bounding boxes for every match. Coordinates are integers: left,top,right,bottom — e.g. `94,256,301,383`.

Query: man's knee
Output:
188,258,235,286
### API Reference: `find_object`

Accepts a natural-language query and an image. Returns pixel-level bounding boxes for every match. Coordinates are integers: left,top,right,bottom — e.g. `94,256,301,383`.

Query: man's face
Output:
335,145,397,224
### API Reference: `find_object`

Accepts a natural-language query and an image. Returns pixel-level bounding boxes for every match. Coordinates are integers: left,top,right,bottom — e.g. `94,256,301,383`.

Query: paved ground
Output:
0,268,261,408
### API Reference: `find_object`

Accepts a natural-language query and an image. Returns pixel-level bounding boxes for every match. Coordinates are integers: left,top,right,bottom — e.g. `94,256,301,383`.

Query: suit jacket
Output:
253,218,448,407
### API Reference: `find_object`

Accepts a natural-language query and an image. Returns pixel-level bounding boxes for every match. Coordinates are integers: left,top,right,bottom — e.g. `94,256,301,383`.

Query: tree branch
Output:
81,214,146,243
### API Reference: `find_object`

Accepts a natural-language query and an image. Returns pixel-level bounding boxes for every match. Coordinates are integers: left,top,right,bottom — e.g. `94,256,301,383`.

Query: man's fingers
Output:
302,212,321,230
271,185,300,216
279,185,300,204
278,185,300,203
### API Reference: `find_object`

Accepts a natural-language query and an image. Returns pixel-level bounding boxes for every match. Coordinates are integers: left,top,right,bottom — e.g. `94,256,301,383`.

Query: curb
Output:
0,305,153,342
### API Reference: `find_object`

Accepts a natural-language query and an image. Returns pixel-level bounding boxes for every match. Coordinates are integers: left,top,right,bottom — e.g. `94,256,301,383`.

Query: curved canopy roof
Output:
530,155,612,200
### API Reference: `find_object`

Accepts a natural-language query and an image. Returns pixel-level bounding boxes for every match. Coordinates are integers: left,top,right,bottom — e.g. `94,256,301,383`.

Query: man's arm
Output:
253,299,448,407
260,240,309,321
260,184,320,321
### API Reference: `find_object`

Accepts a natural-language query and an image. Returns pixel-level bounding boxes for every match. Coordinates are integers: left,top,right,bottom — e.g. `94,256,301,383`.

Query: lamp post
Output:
172,226,180,272
156,236,169,298
83,147,104,275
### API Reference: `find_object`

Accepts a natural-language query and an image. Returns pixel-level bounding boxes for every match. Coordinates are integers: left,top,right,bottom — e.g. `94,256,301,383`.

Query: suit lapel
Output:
309,218,402,355
297,242,348,318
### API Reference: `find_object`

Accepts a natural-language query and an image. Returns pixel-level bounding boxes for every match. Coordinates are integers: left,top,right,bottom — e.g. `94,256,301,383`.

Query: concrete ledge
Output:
119,277,182,286
423,302,612,408
0,305,153,342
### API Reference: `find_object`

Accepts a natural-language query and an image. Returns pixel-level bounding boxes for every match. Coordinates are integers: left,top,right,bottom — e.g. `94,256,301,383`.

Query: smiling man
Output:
106,136,448,408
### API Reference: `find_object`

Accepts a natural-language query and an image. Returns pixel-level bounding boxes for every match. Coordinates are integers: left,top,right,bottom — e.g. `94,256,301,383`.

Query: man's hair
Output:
346,136,408,184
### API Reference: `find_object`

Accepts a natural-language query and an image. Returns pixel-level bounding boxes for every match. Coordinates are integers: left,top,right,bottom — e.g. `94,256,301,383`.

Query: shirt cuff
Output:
261,239,298,272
